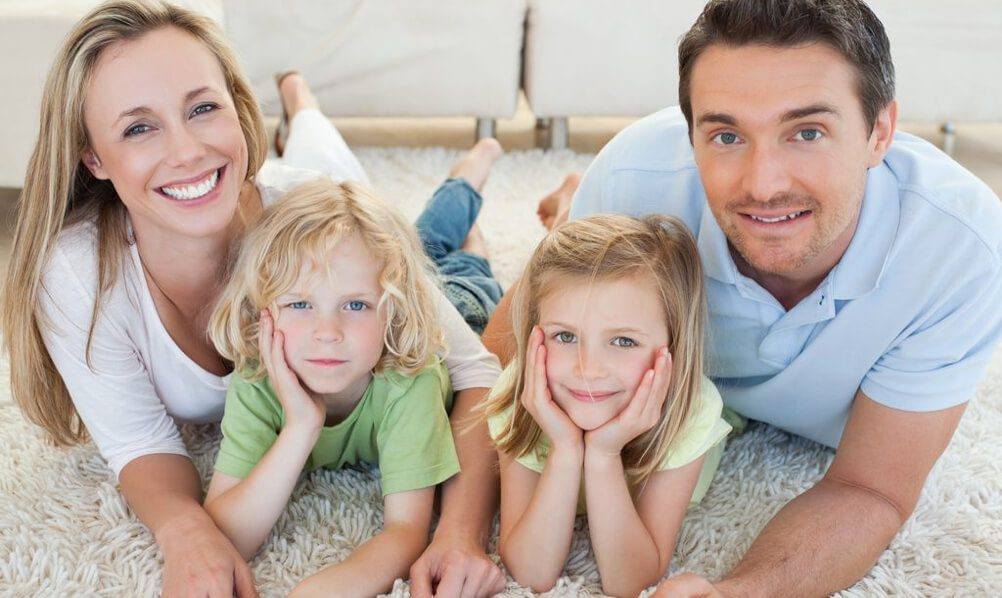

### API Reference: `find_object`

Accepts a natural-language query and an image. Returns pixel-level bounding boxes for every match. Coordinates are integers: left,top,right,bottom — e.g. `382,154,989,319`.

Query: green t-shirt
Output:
215,358,459,496
487,364,732,515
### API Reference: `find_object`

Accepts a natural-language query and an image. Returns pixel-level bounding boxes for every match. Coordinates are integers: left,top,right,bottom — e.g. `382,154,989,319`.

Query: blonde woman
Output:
1,1,503,595
204,178,458,595
480,214,732,597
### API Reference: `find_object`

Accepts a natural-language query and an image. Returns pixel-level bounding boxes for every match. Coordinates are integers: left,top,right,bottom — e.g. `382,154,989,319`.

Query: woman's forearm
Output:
291,521,430,597
584,452,663,598
435,387,499,547
204,424,318,559
500,447,582,592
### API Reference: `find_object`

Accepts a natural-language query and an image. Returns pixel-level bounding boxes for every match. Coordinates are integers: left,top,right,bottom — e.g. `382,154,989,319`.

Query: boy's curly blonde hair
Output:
210,178,444,379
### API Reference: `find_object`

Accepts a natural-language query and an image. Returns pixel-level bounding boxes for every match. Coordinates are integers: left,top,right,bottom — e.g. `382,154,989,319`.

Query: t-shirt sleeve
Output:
37,239,188,480
485,364,547,474
660,376,732,470
435,285,502,391
376,365,460,495
862,261,1002,411
214,376,283,478
568,139,615,221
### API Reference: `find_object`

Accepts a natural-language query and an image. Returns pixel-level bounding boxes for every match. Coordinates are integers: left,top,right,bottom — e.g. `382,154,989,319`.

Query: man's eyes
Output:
711,131,741,146
793,128,824,142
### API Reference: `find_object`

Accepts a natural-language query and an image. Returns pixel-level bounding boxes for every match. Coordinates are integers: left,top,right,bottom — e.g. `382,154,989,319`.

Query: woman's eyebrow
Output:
113,86,214,125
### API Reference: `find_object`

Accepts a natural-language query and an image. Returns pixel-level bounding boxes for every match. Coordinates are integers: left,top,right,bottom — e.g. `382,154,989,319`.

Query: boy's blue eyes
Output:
284,300,368,311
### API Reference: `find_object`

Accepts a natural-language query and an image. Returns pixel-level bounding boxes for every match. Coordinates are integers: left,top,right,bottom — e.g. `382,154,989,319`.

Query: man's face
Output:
689,43,895,278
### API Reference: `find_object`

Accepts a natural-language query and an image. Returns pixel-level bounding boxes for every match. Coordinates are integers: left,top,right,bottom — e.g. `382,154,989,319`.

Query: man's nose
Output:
741,143,793,203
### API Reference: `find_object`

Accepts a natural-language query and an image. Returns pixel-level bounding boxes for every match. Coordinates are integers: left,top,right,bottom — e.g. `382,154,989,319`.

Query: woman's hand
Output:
258,309,326,431
585,347,672,458
158,512,258,597
520,326,583,453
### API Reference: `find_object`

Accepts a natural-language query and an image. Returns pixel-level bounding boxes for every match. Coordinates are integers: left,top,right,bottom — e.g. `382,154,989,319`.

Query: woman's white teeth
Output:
161,170,219,200
750,210,807,223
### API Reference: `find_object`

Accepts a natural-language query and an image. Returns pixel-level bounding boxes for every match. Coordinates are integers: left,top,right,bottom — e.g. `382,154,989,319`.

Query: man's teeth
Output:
749,210,807,223
161,170,219,200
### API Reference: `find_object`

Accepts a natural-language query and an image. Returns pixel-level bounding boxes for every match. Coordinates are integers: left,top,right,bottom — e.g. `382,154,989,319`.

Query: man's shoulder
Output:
599,106,697,173
886,132,1002,269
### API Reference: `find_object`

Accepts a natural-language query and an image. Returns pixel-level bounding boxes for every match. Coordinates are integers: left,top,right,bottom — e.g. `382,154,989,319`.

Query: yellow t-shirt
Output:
486,364,731,515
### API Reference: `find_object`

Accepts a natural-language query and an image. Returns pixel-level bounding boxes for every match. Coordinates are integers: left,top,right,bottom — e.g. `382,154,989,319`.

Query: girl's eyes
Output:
287,300,311,310
793,128,824,142
344,300,368,312
554,331,576,344
122,104,218,138
550,332,638,348
611,336,638,348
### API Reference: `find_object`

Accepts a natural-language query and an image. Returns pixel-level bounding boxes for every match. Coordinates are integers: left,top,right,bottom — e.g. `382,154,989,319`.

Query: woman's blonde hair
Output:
209,178,444,380
482,213,707,485
0,0,267,445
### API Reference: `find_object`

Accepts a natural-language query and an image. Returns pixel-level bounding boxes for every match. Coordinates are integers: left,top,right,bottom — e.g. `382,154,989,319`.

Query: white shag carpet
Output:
1,146,1000,597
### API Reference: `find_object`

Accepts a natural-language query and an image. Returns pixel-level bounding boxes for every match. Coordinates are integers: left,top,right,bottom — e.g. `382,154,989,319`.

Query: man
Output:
484,0,1002,595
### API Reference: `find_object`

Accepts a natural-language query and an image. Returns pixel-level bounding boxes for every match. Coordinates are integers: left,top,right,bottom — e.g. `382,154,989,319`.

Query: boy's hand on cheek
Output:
259,309,326,431
522,326,583,453
585,347,672,459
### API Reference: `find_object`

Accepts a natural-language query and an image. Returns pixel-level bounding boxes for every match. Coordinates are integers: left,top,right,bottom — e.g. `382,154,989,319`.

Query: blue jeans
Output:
415,178,504,335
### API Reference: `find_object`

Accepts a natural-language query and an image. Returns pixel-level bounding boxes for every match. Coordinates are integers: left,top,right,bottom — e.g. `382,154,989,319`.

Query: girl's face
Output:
537,274,669,431
273,234,387,403
82,27,249,241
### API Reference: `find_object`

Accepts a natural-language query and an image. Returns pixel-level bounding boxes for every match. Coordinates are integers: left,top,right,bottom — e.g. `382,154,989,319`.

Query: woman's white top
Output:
38,163,502,478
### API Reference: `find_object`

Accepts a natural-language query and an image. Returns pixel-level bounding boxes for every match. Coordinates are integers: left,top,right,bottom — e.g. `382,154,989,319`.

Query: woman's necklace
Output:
135,245,231,375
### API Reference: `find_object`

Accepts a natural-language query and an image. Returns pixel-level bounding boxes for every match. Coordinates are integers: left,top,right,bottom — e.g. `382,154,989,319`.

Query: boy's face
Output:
537,275,668,431
689,42,895,279
273,234,386,403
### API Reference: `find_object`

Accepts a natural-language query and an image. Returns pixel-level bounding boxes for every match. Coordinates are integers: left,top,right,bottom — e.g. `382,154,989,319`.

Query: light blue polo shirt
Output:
570,106,1002,448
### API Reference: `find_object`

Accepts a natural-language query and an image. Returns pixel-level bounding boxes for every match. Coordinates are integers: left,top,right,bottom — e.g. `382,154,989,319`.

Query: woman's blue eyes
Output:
122,103,218,138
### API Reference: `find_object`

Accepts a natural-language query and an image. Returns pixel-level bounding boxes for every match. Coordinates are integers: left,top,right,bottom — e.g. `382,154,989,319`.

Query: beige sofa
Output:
522,0,1002,150
0,0,525,187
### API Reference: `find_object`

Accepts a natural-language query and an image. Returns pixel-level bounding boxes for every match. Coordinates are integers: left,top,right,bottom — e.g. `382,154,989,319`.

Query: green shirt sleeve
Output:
376,362,460,496
214,374,283,479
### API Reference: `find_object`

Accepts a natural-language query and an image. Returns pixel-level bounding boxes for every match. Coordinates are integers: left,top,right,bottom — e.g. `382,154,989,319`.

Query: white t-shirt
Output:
38,163,502,478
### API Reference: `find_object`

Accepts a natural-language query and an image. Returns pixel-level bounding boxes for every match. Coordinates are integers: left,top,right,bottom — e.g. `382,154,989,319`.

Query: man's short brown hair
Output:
678,0,895,133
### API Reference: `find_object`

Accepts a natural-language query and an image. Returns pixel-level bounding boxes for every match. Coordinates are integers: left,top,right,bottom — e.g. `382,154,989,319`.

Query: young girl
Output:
482,213,732,597
204,177,458,596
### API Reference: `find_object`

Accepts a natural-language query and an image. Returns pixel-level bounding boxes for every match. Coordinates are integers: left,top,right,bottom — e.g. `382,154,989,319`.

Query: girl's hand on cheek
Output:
585,347,672,459
521,326,583,453
258,309,326,431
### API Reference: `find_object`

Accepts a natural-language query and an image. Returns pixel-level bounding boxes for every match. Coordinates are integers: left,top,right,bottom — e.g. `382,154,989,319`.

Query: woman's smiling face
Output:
82,26,249,240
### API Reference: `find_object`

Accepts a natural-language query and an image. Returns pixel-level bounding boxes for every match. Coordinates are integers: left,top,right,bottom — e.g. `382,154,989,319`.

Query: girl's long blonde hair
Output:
209,178,445,380
0,0,267,445
482,213,707,485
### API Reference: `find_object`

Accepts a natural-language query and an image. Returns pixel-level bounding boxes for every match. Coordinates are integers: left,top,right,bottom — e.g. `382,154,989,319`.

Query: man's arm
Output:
481,286,518,367
657,390,966,597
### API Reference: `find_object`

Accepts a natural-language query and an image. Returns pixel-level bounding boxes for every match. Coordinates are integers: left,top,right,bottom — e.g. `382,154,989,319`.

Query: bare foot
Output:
460,222,489,260
537,172,582,230
278,72,320,119
449,138,503,192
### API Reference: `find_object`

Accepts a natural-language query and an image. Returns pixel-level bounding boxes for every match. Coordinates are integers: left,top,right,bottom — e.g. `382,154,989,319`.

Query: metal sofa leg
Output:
941,121,956,156
475,118,497,140
548,117,569,150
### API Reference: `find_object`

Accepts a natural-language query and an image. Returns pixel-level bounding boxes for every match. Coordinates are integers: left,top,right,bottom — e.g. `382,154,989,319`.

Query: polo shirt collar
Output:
830,162,900,300
696,162,900,301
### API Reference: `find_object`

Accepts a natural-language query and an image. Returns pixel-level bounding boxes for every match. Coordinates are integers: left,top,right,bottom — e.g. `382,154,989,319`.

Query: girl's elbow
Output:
499,549,559,593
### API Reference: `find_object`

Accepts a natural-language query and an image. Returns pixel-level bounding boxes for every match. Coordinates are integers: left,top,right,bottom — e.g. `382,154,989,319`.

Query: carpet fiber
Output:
1,147,999,597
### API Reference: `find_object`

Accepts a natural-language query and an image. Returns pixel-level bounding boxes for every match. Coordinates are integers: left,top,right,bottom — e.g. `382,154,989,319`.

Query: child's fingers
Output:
625,368,656,423
257,310,274,372
644,349,673,421
534,343,549,404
